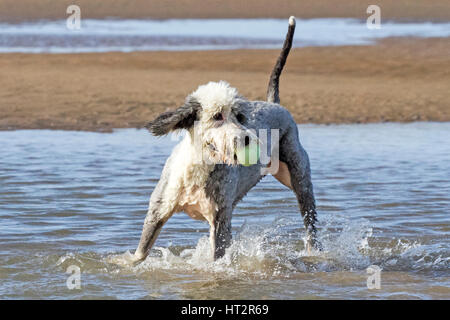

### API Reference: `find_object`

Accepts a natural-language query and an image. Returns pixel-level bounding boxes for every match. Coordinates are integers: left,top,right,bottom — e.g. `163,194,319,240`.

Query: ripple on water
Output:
0,123,449,299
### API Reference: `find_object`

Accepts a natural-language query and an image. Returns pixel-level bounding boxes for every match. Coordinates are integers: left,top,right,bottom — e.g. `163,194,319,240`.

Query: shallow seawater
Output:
1,18,450,53
0,122,449,299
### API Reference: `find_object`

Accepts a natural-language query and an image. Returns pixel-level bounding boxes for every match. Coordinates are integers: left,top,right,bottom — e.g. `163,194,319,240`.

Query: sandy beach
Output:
0,37,449,131
1,1,449,131
1,0,449,22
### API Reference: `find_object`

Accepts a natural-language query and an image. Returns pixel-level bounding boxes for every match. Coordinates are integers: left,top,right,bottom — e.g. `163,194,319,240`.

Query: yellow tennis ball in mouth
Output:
235,143,260,166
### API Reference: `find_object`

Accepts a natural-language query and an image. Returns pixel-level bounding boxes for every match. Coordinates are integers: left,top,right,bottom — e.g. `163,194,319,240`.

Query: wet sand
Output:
1,37,449,131
1,0,449,22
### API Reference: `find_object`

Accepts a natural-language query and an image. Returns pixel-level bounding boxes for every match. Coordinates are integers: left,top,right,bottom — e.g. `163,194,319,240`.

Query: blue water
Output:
0,123,449,299
0,18,449,52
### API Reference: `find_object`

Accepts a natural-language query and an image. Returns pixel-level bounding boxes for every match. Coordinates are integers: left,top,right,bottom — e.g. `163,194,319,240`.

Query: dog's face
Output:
146,81,256,165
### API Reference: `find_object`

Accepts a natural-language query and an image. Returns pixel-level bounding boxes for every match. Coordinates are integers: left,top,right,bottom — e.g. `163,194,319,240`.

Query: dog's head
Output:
146,81,257,165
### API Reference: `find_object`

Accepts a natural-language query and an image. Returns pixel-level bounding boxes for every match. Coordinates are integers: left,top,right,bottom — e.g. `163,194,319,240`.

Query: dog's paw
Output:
107,250,145,266
306,239,323,255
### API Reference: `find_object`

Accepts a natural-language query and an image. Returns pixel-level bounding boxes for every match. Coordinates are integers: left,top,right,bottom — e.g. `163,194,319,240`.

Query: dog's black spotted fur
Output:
145,97,201,136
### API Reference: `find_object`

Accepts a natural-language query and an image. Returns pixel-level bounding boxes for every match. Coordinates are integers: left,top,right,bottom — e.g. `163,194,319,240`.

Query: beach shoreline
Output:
0,37,449,132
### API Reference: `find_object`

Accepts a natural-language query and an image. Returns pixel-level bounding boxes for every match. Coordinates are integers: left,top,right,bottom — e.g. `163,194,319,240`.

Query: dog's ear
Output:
145,97,201,136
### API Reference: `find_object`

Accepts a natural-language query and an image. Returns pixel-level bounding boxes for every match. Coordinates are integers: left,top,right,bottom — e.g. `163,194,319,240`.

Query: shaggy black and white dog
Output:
133,16,320,262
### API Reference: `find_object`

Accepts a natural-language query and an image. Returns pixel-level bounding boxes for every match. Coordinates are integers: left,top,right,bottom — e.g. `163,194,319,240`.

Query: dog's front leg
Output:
133,206,169,262
210,207,232,260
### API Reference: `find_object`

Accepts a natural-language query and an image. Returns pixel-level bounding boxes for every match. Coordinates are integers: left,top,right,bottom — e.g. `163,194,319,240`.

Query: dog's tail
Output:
266,16,296,104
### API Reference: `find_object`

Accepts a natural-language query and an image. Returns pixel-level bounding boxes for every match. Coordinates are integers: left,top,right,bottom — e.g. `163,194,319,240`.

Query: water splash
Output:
106,215,380,278
60,213,447,280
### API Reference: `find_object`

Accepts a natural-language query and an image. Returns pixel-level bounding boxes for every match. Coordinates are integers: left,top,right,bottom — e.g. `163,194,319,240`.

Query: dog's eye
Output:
213,113,223,121
236,113,246,124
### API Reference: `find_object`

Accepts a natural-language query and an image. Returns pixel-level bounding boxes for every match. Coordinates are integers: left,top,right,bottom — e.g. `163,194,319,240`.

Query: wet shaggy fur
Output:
146,97,201,136
133,17,320,262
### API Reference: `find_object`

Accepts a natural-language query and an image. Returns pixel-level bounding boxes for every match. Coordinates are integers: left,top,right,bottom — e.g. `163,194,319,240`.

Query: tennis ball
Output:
235,142,260,166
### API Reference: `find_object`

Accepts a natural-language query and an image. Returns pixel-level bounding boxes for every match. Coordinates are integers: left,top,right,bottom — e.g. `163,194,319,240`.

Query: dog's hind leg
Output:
278,126,321,253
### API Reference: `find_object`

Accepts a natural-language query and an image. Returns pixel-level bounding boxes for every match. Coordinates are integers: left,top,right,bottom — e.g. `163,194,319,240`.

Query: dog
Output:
132,16,319,262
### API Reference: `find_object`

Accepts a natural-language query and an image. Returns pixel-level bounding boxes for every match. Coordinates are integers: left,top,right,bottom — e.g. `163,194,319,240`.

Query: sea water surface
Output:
0,122,449,299
0,18,450,52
